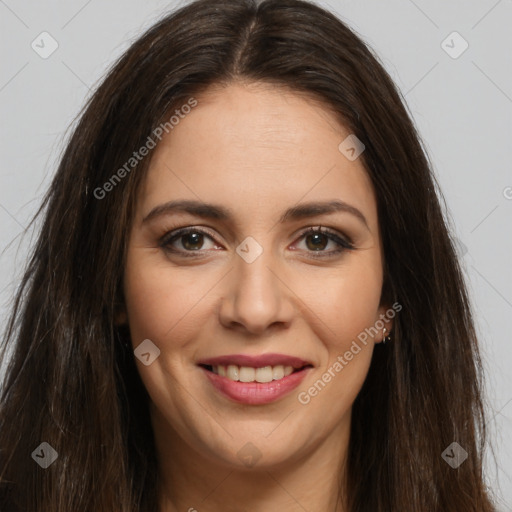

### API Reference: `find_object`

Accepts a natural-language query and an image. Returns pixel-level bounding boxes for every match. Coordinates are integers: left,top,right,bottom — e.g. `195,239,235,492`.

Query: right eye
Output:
159,227,223,257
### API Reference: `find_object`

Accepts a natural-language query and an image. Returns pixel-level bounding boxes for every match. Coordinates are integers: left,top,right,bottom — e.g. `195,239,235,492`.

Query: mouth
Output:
198,363,313,383
196,354,314,405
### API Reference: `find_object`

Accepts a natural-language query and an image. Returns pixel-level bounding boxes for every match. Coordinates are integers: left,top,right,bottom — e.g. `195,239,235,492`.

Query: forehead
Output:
139,82,377,230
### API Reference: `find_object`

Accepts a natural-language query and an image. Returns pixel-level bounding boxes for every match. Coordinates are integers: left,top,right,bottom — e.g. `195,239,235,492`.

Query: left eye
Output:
160,226,354,258
295,227,353,254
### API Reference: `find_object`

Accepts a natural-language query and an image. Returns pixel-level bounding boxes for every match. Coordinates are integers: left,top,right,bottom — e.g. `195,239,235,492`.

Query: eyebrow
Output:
142,199,370,230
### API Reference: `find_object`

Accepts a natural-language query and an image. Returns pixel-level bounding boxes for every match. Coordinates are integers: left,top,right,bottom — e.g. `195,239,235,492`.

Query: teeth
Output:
226,365,239,381
239,366,255,382
255,366,273,383
272,365,284,380
212,364,298,382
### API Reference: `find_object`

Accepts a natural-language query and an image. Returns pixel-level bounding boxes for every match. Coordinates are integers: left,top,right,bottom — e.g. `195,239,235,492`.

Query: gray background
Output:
1,0,511,507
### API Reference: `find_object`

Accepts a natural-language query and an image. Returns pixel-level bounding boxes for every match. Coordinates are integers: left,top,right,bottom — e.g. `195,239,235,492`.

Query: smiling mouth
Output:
199,363,313,383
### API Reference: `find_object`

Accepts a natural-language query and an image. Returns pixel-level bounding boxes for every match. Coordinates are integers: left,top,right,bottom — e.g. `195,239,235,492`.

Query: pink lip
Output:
200,365,312,405
197,353,312,368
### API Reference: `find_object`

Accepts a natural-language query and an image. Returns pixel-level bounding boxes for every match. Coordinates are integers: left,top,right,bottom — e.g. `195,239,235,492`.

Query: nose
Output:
218,244,295,335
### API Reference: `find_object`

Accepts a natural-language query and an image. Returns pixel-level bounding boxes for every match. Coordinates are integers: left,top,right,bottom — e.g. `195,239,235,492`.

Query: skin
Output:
120,81,393,512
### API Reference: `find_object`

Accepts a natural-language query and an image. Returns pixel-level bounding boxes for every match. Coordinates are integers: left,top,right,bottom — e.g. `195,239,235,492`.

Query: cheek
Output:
305,255,383,350
335,276,382,341
123,251,215,347
296,264,381,412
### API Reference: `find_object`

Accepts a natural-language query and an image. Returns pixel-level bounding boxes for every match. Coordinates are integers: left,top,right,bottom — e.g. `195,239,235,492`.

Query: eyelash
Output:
159,225,355,259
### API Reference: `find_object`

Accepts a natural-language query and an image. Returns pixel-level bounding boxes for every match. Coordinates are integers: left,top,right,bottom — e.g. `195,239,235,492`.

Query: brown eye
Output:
180,231,205,251
295,226,354,258
304,232,329,251
159,225,354,259
160,227,219,257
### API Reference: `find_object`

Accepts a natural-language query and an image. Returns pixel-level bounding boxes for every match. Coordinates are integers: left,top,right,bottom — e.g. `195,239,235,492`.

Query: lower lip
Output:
200,366,312,405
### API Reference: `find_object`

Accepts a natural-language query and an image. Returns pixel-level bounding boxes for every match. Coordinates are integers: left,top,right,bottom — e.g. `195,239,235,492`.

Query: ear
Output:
374,302,397,343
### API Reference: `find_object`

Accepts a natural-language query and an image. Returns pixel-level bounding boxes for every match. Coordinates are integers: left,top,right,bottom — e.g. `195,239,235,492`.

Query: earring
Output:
382,327,392,344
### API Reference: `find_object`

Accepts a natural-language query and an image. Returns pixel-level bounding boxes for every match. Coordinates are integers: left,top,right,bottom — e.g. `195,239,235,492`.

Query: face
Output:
122,81,393,470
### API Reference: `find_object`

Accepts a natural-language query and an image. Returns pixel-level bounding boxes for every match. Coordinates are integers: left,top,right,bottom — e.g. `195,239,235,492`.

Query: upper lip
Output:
197,353,313,369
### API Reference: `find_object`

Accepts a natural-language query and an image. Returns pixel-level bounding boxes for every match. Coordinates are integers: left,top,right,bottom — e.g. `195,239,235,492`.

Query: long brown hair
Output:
0,0,496,510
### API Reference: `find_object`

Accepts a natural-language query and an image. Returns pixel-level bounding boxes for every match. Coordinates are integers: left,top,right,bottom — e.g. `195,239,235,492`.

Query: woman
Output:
0,0,497,510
